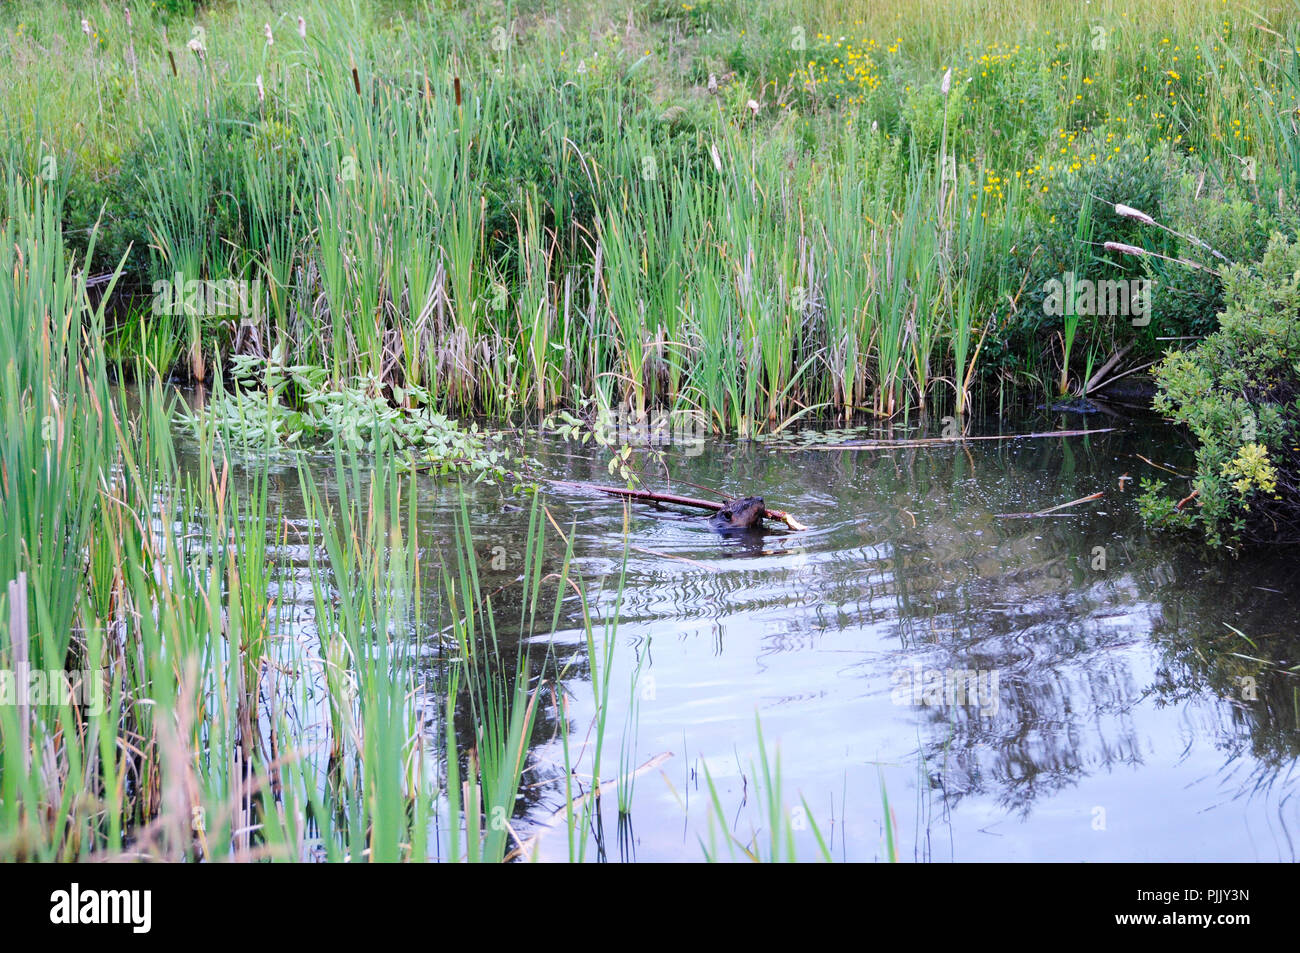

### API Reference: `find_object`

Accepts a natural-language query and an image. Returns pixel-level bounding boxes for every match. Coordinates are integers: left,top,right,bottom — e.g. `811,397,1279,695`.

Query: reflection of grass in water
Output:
296,442,430,861
552,506,628,862
441,491,658,863
441,490,552,862
698,715,835,862
618,650,647,817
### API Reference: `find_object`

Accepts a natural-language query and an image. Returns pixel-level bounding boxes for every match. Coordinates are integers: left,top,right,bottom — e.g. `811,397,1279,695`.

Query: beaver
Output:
707,496,766,531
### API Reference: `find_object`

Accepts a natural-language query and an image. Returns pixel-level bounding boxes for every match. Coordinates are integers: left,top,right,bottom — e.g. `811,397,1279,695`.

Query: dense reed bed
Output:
0,170,634,861
6,0,1300,430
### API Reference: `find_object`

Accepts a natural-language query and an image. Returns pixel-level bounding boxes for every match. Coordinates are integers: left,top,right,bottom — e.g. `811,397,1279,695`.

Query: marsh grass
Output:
14,0,1298,431
699,715,833,862
0,169,552,861
440,491,550,862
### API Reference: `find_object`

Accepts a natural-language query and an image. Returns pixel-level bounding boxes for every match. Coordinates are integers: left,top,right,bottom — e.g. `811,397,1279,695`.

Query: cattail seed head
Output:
1104,241,1149,257
82,19,91,36
256,73,265,102
1114,203,1157,226
941,67,952,96
298,16,307,40
264,23,273,46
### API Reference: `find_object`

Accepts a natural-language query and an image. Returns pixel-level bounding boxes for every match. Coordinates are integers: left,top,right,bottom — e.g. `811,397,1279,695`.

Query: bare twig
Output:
1135,454,1186,477
1083,342,1134,394
504,751,674,861
1089,359,1160,391
997,491,1104,518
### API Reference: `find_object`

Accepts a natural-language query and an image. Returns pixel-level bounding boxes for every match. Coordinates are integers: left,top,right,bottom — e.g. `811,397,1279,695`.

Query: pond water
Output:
179,398,1300,862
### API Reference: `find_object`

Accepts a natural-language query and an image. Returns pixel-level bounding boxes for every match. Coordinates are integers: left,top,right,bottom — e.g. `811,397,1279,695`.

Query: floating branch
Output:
797,427,1113,452
1134,454,1187,477
546,479,809,531
997,491,1104,519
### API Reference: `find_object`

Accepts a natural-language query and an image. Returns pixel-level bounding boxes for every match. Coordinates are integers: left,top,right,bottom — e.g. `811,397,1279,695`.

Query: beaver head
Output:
708,496,766,531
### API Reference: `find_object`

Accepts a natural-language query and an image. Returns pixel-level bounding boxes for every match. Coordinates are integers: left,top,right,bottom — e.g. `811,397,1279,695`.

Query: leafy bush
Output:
60,146,154,280
188,351,512,480
983,138,1174,389
1146,175,1274,342
1028,137,1171,297
1140,233,1300,548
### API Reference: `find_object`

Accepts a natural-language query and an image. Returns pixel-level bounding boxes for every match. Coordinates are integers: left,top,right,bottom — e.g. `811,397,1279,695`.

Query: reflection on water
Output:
176,395,1300,861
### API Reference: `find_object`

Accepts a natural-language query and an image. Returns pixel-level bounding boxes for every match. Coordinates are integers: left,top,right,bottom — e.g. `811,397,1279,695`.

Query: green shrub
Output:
984,138,1174,390
1140,232,1300,548
1147,175,1274,342
61,144,154,278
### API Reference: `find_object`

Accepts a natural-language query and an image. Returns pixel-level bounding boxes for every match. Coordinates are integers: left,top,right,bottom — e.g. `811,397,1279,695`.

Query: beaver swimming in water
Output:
708,496,766,531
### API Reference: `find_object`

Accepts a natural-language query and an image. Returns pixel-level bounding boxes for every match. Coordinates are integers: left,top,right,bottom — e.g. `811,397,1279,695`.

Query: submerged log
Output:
546,480,809,531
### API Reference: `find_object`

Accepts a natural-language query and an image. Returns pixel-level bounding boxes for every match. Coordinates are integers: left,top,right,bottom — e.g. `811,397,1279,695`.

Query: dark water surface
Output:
180,398,1300,861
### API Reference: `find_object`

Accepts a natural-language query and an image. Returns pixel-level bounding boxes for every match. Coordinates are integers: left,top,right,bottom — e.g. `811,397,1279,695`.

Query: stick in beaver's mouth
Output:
546,480,809,531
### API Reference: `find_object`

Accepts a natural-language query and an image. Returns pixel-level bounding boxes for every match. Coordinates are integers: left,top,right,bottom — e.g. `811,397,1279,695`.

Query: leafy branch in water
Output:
181,350,511,480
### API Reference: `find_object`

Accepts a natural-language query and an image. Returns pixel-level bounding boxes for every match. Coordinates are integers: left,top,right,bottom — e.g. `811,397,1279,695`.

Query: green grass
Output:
0,165,595,861
7,0,1299,430
698,715,835,862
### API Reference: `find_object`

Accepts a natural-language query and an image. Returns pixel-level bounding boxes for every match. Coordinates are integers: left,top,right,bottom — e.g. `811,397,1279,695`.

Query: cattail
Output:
746,98,760,117
1105,241,1150,257
124,7,140,98
187,36,206,58
1109,240,1215,273
1114,203,1157,226
710,142,723,173
297,16,306,40
255,73,265,102
84,17,102,119
941,67,952,96
707,73,717,94
264,23,273,46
